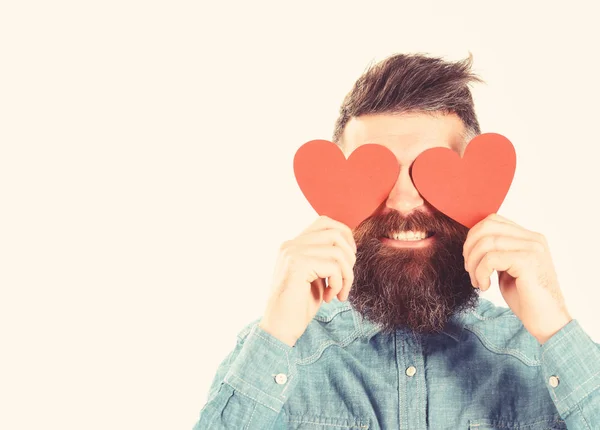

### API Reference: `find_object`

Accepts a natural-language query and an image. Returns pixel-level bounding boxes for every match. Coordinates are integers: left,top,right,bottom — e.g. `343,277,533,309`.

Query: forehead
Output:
341,112,467,164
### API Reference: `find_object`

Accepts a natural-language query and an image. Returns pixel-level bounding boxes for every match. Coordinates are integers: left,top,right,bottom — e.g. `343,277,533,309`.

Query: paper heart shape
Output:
294,140,400,229
411,133,516,228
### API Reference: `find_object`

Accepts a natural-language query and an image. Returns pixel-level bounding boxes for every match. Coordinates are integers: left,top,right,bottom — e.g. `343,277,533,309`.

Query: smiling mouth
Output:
379,229,436,248
384,230,435,241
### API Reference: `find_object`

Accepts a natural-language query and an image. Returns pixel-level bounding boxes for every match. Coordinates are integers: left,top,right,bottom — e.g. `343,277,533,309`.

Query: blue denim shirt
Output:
194,296,600,429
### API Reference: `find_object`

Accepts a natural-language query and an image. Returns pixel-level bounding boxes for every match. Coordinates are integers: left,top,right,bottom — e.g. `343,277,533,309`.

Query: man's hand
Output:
463,213,573,345
259,216,357,347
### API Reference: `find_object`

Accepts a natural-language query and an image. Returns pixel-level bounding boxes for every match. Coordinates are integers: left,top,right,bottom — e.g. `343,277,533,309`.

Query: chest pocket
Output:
287,415,370,429
469,417,567,429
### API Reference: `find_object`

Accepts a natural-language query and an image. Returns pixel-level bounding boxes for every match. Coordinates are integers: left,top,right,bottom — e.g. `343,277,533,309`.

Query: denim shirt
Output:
194,296,600,429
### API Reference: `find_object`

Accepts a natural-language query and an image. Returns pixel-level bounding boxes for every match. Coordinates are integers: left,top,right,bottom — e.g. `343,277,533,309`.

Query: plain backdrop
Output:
1,1,599,429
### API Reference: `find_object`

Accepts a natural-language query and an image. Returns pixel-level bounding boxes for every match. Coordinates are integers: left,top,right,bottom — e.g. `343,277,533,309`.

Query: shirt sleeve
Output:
540,319,600,428
192,322,299,429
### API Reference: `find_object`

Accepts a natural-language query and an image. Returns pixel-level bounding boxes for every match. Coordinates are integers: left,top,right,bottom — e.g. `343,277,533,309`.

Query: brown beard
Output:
348,206,480,335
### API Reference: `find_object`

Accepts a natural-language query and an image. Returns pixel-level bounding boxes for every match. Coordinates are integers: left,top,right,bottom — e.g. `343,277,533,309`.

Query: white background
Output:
1,1,599,429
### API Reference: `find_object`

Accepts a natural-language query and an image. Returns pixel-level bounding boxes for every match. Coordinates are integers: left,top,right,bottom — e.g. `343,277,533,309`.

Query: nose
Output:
384,166,425,215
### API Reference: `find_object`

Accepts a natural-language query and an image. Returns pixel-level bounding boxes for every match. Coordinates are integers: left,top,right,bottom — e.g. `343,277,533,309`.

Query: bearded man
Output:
193,53,600,429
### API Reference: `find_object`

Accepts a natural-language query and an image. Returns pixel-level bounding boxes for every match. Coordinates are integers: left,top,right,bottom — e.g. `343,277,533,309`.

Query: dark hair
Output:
333,53,483,144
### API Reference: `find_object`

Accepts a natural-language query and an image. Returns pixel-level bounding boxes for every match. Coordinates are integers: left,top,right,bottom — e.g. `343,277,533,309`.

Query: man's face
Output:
341,112,480,334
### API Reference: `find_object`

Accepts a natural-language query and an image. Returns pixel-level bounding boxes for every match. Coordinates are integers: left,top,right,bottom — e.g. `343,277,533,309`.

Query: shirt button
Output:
549,375,560,388
275,373,288,385
406,366,417,377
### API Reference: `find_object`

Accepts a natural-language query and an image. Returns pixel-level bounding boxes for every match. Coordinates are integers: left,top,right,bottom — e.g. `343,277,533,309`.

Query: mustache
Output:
354,208,468,241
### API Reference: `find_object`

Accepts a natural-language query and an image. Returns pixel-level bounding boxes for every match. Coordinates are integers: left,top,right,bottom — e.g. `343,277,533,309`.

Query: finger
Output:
473,250,530,291
304,256,343,302
486,213,517,225
336,267,354,302
323,272,343,303
465,236,545,286
295,229,356,266
301,216,356,252
300,246,354,295
463,218,535,263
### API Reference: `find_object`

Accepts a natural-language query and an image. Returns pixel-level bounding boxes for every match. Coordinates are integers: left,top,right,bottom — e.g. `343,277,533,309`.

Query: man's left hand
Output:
463,213,573,345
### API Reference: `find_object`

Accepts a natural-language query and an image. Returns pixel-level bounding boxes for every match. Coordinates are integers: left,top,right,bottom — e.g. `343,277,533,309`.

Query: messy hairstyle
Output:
333,53,483,144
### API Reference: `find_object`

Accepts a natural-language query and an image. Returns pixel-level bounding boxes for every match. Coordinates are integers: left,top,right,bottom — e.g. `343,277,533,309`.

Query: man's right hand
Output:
258,216,357,347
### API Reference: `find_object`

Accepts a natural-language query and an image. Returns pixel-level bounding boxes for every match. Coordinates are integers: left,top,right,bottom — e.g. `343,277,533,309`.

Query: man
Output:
193,53,600,429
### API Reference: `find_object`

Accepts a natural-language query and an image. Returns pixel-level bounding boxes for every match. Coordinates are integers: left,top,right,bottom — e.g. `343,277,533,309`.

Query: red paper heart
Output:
294,140,400,229
411,133,516,228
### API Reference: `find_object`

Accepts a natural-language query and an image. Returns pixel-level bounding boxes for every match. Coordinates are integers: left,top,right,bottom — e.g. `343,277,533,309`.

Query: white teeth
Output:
388,230,427,241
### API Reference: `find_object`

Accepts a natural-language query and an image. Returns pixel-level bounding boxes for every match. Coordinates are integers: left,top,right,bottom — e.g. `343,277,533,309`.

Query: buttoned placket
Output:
396,329,427,430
